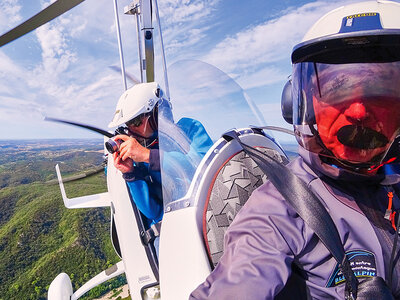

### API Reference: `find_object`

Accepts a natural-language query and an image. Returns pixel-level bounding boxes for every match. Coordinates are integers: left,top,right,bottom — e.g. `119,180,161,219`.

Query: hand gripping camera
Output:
105,127,130,154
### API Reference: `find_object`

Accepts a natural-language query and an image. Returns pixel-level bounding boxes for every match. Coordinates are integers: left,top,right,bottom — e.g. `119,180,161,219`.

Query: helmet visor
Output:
126,114,145,127
292,61,400,165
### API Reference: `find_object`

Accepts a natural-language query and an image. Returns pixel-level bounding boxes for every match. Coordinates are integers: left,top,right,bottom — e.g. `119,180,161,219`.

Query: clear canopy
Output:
158,60,267,206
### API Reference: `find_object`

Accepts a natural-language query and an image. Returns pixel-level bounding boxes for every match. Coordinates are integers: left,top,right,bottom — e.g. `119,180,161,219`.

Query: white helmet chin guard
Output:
108,82,164,128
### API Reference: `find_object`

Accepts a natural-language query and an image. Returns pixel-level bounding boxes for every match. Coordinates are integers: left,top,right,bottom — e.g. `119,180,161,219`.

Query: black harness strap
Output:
224,131,359,299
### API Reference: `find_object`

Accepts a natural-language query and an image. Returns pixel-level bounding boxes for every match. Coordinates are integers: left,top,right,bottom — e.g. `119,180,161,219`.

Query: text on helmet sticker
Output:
346,12,377,19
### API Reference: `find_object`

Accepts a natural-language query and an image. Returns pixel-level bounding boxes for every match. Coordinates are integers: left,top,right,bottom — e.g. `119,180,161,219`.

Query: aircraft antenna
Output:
153,0,170,100
113,0,128,91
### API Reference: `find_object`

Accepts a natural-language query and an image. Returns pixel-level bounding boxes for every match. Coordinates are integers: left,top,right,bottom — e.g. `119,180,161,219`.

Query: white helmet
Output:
282,1,400,171
108,82,164,128
292,0,400,64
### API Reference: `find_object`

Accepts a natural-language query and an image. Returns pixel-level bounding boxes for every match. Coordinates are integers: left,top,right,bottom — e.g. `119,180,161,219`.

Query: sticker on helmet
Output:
339,12,382,33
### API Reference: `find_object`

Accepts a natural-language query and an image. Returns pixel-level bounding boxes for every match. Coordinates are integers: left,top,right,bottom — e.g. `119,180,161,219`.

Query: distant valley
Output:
0,139,298,300
0,139,125,300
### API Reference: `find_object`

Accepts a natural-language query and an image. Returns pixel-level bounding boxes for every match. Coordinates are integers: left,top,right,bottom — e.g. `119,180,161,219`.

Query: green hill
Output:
0,140,125,300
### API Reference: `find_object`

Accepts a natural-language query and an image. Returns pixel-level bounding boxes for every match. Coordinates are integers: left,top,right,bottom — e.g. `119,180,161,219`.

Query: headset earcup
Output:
281,80,293,124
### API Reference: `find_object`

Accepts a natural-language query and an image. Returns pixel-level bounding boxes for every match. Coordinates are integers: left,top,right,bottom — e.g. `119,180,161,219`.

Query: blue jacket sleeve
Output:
177,117,214,157
162,118,213,173
160,118,213,199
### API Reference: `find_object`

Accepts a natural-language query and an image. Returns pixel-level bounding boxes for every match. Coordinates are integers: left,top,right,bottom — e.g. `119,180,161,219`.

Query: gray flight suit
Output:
190,147,400,299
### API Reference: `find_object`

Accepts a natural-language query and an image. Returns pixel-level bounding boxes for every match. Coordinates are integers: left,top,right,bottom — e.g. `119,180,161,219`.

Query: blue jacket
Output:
125,118,213,227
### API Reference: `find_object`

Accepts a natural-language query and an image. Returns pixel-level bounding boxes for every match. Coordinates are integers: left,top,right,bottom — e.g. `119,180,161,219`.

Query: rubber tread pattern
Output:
205,148,288,267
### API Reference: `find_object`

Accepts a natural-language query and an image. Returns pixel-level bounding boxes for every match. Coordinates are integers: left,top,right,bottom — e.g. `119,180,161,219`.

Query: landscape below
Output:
0,139,297,300
0,139,127,300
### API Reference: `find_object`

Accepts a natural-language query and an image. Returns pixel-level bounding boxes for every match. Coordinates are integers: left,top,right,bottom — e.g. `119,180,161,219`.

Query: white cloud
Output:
0,53,118,131
26,20,78,102
0,0,366,139
159,0,220,56
0,95,42,119
0,51,24,77
235,66,289,90
0,52,39,118
0,0,124,134
165,27,208,54
159,0,219,24
0,0,22,29
204,2,321,70
59,14,87,38
35,22,75,64
202,0,359,87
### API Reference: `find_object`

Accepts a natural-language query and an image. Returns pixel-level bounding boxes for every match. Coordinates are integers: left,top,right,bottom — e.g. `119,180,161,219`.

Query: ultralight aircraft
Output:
0,0,293,299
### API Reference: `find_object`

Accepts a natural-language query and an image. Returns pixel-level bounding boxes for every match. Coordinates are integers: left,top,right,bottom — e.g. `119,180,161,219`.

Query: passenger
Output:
110,82,213,252
190,1,400,299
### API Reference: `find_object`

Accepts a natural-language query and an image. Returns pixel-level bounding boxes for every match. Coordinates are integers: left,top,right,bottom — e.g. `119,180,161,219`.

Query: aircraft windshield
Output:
158,60,265,207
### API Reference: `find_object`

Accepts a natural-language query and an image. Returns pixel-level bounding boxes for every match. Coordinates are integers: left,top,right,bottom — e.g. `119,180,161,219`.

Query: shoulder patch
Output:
326,250,377,287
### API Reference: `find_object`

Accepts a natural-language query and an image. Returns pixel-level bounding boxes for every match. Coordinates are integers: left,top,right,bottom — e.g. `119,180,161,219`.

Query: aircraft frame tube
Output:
141,0,154,82
153,0,170,100
136,11,144,83
113,0,128,91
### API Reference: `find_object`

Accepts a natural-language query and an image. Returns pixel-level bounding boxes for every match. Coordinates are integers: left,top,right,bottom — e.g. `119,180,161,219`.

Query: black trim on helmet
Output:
292,29,400,64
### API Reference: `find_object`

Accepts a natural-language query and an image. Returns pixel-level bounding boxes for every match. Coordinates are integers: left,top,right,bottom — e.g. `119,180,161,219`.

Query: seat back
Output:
158,128,290,299
202,131,289,267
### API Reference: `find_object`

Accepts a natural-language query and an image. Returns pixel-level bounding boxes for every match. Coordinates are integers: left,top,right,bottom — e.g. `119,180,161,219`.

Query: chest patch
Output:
326,250,377,287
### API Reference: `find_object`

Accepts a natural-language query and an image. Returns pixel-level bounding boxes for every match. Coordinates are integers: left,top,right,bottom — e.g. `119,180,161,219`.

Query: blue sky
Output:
0,0,373,143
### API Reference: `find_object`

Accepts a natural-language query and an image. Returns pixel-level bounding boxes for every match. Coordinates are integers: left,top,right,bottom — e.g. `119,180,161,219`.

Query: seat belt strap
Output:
224,131,358,299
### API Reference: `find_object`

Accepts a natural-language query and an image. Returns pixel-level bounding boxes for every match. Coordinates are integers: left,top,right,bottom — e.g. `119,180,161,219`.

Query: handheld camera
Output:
105,127,130,154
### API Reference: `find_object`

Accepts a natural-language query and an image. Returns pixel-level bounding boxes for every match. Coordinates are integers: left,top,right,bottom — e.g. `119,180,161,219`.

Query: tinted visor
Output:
292,61,400,124
292,61,400,165
126,114,146,127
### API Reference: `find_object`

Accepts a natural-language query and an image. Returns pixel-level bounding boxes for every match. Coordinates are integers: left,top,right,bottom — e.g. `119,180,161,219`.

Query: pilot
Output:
109,82,213,252
190,1,400,299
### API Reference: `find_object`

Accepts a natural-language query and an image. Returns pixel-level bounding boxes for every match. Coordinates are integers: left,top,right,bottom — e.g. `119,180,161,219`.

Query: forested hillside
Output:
0,140,126,300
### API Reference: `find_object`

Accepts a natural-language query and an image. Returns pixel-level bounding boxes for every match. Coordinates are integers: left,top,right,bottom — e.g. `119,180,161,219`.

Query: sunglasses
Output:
126,115,144,127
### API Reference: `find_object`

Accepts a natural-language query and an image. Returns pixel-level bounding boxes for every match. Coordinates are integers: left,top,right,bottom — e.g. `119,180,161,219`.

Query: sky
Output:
0,0,382,143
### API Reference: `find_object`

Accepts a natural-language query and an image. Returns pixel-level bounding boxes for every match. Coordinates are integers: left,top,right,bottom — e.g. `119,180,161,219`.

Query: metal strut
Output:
113,0,128,90
125,0,155,83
